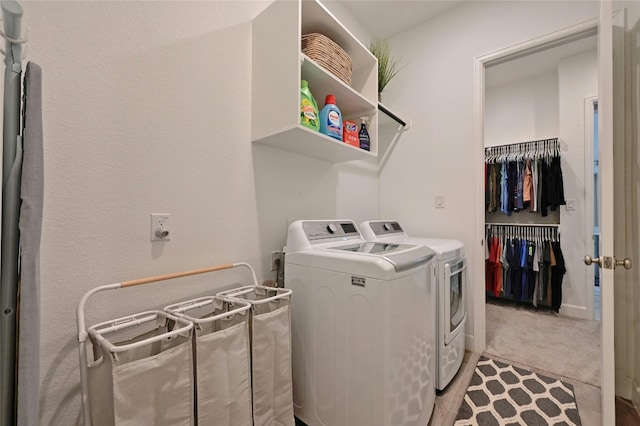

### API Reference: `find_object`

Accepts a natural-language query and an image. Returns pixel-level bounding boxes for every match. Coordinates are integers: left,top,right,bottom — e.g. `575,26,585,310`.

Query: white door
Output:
593,1,635,422
596,1,615,420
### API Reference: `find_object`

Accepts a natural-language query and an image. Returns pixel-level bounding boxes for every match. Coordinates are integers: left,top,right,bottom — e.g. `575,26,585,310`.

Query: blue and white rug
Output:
455,356,581,426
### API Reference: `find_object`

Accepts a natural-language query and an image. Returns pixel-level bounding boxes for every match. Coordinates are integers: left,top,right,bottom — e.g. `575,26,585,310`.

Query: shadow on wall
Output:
39,337,83,425
252,144,338,280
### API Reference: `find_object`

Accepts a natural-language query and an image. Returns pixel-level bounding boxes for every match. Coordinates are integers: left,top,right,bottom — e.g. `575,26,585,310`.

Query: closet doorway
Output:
476,18,606,423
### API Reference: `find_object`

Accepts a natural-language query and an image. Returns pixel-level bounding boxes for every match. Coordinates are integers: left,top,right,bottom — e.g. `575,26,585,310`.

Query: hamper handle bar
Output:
165,296,251,324
217,285,292,306
121,263,235,287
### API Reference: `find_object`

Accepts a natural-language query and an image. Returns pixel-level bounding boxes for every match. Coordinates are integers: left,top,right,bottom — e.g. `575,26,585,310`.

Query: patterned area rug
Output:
455,356,581,426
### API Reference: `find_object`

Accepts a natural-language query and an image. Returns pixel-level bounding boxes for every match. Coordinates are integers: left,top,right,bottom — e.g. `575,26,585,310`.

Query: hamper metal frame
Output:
76,262,257,426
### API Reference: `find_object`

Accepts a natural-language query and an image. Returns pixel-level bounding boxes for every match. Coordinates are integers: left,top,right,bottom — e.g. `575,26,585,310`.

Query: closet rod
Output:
486,137,558,150
378,103,406,127
486,223,559,227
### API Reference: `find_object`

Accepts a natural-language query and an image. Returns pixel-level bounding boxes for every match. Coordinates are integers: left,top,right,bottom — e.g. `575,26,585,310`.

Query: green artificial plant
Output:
369,38,402,101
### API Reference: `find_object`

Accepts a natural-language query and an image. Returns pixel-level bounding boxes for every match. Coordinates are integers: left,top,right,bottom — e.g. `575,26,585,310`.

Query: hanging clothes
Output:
484,139,565,218
550,241,566,312
485,225,562,309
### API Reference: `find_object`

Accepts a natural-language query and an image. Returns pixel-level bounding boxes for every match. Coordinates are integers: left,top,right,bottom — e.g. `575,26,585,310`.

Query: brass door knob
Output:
615,258,632,270
584,255,602,267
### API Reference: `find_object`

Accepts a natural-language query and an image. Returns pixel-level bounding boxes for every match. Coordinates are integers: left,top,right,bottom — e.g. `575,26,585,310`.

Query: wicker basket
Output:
301,33,352,86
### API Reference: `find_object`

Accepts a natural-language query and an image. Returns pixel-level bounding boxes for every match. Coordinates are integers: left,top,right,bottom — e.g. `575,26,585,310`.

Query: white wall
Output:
485,70,559,147
484,69,561,225
20,1,375,424
378,0,600,350
557,50,598,318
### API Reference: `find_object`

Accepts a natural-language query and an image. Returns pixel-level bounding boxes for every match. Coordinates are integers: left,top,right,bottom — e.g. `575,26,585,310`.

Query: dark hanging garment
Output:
540,159,551,217
515,161,525,211
485,162,490,211
510,238,522,301
525,240,536,301
490,163,501,213
503,238,515,298
548,156,566,211
519,238,528,301
486,236,495,294
551,241,566,312
536,159,544,215
538,241,551,303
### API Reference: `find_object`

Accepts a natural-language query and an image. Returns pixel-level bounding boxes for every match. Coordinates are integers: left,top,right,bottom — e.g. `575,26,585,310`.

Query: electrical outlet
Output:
271,251,281,271
151,213,171,241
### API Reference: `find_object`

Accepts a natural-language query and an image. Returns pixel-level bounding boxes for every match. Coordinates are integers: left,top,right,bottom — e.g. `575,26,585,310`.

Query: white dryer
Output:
285,220,436,426
360,220,467,391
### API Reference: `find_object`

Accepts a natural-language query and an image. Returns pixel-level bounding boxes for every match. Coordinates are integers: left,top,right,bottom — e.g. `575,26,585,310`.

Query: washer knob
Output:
384,223,393,231
327,223,338,234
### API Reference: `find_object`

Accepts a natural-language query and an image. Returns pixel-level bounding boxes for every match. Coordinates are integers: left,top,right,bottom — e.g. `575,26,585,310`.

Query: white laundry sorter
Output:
284,220,437,426
360,220,467,391
77,262,294,426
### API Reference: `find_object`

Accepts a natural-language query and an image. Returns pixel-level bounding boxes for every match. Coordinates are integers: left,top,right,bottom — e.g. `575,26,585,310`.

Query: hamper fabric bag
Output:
165,296,252,426
87,311,194,426
217,286,294,426
251,304,294,426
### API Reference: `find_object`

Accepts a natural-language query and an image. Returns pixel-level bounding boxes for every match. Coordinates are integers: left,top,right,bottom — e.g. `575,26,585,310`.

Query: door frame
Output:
472,17,598,355
584,95,598,321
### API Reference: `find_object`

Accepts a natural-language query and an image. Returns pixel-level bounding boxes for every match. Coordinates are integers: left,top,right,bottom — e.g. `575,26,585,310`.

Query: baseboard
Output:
466,333,483,353
559,303,588,320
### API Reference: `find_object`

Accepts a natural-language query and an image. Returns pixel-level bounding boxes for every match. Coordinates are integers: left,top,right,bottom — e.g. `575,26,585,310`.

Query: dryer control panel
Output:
367,221,404,236
302,220,361,241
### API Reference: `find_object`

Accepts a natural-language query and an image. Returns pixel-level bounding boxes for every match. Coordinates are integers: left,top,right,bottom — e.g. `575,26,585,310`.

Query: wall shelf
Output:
252,0,378,163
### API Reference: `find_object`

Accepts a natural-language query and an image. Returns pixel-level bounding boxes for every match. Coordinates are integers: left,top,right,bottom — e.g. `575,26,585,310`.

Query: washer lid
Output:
328,241,407,254
326,242,435,272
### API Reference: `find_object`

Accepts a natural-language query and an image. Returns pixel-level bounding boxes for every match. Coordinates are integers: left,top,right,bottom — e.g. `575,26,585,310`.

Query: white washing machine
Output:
360,220,467,391
285,220,436,426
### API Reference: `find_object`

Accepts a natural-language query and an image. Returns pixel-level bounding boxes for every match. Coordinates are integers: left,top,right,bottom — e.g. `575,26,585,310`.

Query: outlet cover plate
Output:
151,213,171,241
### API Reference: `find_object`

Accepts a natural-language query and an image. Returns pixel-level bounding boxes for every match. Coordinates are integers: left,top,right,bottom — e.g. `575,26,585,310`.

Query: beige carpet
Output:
485,302,600,387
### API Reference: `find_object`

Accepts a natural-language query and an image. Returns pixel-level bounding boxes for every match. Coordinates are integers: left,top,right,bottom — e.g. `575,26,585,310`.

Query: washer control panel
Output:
302,220,361,241
368,221,404,236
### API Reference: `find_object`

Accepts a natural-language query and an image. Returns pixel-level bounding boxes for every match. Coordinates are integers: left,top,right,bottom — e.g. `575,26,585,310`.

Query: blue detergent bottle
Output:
319,94,342,140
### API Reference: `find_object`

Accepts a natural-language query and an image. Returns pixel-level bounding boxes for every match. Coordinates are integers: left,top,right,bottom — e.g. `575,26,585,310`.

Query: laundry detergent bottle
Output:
319,95,342,140
300,80,320,131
